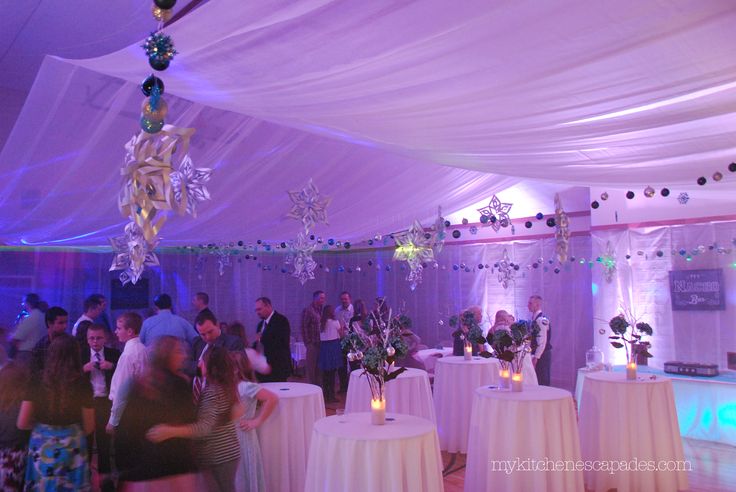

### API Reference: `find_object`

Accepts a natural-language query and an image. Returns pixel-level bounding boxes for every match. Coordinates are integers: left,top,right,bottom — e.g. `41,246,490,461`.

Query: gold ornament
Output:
152,5,174,22
713,171,723,182
141,97,168,121
644,186,655,197
600,192,609,201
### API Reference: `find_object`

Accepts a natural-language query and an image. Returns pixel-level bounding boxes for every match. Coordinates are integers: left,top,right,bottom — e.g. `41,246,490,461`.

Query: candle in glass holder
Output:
626,362,637,381
511,372,523,392
499,368,510,389
463,342,473,360
371,398,386,425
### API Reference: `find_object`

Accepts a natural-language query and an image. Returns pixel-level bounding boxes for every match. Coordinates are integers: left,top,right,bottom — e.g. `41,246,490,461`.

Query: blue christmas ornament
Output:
140,116,164,133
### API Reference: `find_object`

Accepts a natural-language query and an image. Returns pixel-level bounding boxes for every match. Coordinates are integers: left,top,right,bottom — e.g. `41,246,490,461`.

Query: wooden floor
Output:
324,390,736,492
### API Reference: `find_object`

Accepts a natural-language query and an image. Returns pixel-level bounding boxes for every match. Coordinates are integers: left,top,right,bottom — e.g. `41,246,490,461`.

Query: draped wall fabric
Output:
592,221,736,369
0,234,592,391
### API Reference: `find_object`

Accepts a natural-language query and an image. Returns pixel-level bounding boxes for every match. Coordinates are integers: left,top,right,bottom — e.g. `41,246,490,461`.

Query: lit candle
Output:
499,369,510,389
371,398,386,425
464,343,473,360
626,362,637,381
511,372,523,392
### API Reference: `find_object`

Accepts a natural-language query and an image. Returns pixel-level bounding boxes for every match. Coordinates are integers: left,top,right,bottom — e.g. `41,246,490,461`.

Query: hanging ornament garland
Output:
110,0,213,285
598,240,617,283
477,195,513,232
431,206,447,254
393,219,436,290
287,232,318,285
496,249,516,288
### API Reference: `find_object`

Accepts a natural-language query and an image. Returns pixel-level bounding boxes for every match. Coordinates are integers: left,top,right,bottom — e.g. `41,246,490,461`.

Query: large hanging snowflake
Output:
286,179,331,232
287,233,318,285
554,193,570,262
394,220,435,290
477,195,513,232
170,154,212,217
109,222,159,285
496,249,516,289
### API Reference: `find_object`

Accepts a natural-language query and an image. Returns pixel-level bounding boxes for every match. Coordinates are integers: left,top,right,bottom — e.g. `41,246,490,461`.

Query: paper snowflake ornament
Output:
677,192,689,205
287,179,331,232
554,193,570,262
496,248,516,289
109,222,159,285
287,233,318,285
599,240,617,283
171,154,212,217
478,195,513,232
394,220,435,290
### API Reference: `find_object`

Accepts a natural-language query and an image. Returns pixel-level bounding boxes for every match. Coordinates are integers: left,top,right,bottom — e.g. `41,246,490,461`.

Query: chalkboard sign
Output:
111,278,150,310
669,269,725,311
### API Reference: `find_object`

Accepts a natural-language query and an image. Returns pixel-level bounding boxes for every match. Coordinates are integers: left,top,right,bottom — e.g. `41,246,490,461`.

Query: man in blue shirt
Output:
140,294,199,347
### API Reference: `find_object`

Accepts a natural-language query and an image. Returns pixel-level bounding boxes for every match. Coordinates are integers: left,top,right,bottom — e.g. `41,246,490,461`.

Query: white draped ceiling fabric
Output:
1,0,736,246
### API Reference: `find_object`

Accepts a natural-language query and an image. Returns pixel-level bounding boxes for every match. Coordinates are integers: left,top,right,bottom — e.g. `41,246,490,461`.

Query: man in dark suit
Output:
192,292,214,326
81,324,121,489
191,310,244,403
255,297,292,382
528,295,552,386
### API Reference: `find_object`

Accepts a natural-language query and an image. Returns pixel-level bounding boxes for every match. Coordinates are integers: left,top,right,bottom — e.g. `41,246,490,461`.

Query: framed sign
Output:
669,269,725,311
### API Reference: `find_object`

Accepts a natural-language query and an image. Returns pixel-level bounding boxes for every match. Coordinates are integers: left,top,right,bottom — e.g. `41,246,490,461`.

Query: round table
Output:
258,382,325,492
416,347,453,373
465,385,584,492
304,413,443,492
344,368,436,423
433,355,499,452
579,372,689,492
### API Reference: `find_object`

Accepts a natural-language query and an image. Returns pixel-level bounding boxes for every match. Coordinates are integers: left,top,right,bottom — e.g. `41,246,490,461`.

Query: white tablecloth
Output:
576,366,736,446
305,412,444,492
416,347,453,372
433,355,499,452
344,368,436,423
258,382,325,492
465,385,583,492
578,372,689,492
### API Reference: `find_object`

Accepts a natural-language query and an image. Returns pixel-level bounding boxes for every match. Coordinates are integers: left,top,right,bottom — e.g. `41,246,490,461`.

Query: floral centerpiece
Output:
341,302,409,424
608,312,653,365
481,320,532,390
449,310,486,356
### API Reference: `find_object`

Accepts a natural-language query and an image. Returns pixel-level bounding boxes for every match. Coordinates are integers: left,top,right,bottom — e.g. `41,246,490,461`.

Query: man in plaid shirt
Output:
301,290,326,385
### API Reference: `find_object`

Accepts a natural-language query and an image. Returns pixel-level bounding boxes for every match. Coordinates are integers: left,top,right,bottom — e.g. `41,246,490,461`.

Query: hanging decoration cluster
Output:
285,179,331,284
477,195,513,232
393,220,436,291
110,0,213,285
554,193,570,263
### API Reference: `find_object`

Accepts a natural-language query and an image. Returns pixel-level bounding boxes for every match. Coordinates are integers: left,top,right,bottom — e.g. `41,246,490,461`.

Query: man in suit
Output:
255,297,292,382
192,291,214,325
192,310,244,403
31,306,69,375
528,295,552,386
81,324,121,489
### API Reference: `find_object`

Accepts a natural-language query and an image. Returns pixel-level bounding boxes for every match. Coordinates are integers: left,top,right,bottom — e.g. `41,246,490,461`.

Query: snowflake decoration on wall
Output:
496,248,516,289
477,195,513,232
287,233,318,285
394,219,435,290
287,179,332,232
598,240,617,283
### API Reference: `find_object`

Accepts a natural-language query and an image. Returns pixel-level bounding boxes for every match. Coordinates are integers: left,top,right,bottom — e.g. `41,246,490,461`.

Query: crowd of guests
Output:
1,292,281,492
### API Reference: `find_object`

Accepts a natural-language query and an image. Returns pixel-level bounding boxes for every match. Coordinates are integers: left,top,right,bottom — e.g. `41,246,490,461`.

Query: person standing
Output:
107,312,148,433
333,292,353,393
528,295,552,386
192,292,214,324
192,311,245,403
81,325,120,487
301,291,325,386
254,298,292,382
140,294,199,347
318,305,342,403
30,306,69,375
72,296,105,337
10,294,46,365
0,362,30,490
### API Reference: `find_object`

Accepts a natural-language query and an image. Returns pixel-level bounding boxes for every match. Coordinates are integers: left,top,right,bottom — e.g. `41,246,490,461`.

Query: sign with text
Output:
669,269,725,311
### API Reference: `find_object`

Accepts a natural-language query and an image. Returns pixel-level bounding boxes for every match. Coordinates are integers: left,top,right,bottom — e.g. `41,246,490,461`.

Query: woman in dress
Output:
0,362,30,490
231,352,278,492
17,334,94,491
318,305,343,403
115,335,198,491
147,346,242,492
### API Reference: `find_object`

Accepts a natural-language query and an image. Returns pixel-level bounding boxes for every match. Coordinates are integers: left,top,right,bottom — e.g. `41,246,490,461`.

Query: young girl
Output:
318,305,343,403
147,346,242,492
231,352,278,492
